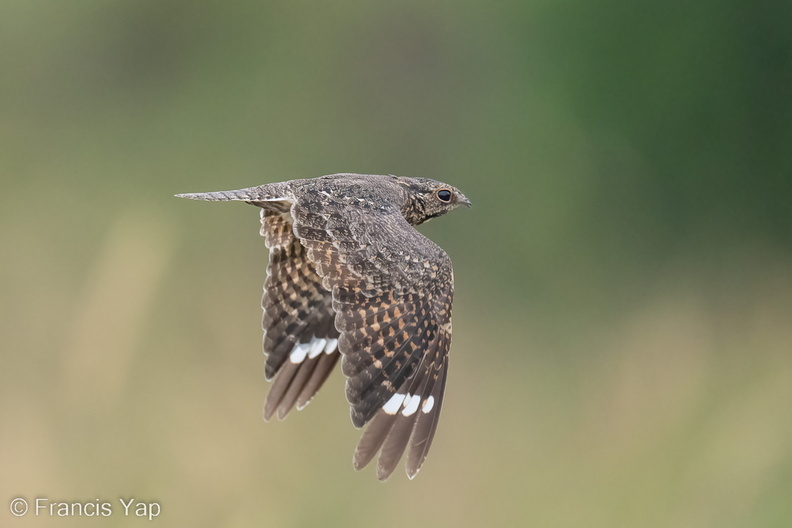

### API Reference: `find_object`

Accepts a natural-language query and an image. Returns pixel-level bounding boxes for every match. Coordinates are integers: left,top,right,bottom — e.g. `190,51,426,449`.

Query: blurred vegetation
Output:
2,1,791,527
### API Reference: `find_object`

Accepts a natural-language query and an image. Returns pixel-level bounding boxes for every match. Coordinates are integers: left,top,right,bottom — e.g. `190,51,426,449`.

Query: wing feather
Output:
259,208,340,421
291,198,454,479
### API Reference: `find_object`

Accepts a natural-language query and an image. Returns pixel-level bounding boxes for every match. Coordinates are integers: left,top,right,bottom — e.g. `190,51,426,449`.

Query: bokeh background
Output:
2,1,791,527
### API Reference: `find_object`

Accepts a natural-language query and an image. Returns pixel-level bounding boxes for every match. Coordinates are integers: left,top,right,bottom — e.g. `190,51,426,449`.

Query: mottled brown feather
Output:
290,194,454,480
259,208,340,421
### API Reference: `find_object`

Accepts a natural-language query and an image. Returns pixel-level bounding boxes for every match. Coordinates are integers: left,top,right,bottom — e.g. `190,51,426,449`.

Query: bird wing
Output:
176,186,340,418
258,206,340,420
291,198,454,480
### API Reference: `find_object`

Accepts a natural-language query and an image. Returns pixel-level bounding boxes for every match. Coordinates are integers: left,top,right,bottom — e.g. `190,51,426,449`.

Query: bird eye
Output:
436,189,452,203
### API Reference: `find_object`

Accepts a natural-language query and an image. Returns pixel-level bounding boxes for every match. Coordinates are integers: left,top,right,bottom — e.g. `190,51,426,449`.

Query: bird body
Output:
177,173,469,480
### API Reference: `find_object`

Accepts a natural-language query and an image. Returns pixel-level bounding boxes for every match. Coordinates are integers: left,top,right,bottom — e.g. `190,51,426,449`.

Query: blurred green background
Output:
2,1,791,527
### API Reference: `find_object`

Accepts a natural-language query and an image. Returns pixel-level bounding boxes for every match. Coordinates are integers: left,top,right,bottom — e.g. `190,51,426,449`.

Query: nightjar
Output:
176,173,470,480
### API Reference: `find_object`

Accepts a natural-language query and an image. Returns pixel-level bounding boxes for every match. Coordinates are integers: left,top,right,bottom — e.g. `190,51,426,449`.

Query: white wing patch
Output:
382,392,435,416
402,394,421,416
324,338,339,355
421,395,435,413
289,336,338,364
289,342,312,364
383,393,407,415
308,338,326,359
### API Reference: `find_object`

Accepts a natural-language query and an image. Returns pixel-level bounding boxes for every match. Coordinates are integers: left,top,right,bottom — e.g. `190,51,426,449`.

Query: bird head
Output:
397,177,471,226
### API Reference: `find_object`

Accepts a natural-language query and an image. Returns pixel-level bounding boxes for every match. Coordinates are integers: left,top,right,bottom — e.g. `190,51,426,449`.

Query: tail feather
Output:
175,183,292,203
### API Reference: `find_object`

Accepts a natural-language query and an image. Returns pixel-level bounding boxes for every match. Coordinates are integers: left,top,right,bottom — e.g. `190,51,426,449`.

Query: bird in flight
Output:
176,173,470,480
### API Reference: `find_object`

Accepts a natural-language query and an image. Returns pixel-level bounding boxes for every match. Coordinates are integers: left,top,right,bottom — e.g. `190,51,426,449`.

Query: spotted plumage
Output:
176,173,469,480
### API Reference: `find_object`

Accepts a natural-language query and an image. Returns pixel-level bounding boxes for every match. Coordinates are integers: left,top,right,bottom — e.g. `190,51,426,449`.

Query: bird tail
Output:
175,182,291,203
